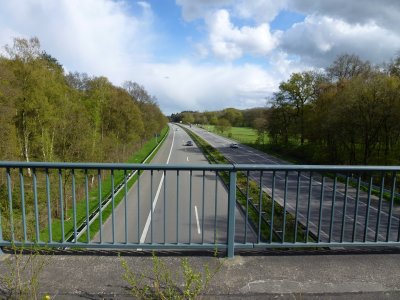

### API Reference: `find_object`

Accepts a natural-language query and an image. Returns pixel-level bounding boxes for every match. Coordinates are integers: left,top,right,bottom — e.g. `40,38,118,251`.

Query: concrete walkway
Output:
1,248,400,299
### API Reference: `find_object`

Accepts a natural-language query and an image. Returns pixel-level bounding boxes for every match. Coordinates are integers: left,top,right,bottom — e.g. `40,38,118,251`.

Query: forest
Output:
172,54,400,166
0,37,168,164
0,37,168,241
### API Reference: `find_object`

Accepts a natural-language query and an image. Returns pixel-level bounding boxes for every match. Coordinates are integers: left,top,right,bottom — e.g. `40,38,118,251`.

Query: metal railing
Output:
0,162,399,257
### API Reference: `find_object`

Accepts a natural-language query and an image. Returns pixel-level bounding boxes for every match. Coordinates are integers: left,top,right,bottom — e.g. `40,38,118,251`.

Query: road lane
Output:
94,124,255,245
186,125,400,243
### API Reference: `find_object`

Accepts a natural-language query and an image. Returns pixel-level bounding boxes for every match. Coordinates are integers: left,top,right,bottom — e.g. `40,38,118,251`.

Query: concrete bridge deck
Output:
1,248,400,299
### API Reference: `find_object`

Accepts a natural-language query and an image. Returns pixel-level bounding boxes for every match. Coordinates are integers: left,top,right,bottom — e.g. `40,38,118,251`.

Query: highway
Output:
186,125,400,243
93,124,256,244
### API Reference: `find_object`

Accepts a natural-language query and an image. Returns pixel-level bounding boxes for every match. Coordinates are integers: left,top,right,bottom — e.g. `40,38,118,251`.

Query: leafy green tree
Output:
216,118,231,134
273,71,317,146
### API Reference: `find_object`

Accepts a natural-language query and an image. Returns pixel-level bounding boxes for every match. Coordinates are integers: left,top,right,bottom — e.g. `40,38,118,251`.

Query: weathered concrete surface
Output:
1,248,400,299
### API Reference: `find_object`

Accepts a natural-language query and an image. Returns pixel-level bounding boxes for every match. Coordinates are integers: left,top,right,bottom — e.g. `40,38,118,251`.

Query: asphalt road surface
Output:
186,125,400,244
93,124,256,245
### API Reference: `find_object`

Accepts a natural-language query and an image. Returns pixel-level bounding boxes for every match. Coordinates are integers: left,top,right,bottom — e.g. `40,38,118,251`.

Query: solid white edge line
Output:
139,127,175,243
195,205,201,235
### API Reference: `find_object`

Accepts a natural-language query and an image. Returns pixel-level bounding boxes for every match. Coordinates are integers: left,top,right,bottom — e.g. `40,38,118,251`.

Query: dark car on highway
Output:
230,143,238,148
186,141,193,146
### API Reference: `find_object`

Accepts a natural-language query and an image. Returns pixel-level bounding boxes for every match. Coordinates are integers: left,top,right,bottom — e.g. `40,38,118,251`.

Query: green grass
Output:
201,125,268,144
40,126,170,243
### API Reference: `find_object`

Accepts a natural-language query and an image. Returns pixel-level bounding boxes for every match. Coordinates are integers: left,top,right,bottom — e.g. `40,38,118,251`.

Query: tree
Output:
222,108,243,127
252,117,267,144
274,71,317,146
182,112,195,124
216,118,231,134
327,54,371,81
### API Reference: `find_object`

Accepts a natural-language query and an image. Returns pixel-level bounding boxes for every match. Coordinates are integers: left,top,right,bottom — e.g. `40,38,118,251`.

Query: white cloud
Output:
0,0,154,83
280,15,400,66
288,0,400,31
134,61,279,113
235,0,286,23
175,0,233,21
206,9,279,60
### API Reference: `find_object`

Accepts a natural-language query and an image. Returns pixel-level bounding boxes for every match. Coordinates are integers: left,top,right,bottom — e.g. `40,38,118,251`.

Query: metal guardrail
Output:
0,162,399,257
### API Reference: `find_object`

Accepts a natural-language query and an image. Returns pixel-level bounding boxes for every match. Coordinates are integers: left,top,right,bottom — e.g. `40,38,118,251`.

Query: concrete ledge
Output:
1,248,400,299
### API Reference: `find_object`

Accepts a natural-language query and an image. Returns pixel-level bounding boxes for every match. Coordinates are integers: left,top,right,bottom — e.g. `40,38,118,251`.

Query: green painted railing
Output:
0,162,399,257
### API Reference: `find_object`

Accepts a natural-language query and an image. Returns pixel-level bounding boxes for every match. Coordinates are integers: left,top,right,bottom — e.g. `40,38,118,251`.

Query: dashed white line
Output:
194,205,201,234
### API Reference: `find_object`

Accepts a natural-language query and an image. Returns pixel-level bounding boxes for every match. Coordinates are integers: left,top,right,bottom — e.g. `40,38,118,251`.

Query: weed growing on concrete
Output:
119,251,222,299
0,245,48,300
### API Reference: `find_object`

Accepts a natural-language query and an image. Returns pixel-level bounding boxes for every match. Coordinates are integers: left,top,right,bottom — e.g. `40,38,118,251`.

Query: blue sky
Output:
0,0,400,114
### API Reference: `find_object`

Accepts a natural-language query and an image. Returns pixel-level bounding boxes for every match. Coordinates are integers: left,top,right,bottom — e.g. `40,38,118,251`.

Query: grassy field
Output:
201,125,268,144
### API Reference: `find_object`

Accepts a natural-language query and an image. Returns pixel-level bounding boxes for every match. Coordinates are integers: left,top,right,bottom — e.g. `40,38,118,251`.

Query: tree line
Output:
267,54,400,165
0,37,168,164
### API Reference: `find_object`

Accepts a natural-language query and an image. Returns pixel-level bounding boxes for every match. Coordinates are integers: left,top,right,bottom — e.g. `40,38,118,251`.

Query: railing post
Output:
227,169,236,258
0,202,3,255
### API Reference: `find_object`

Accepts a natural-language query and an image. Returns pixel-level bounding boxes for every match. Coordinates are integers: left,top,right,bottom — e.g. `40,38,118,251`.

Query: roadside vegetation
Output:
119,251,222,299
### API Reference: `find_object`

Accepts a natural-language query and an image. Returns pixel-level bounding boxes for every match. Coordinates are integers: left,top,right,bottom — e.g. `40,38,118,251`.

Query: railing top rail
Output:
234,164,400,172
0,161,234,171
0,161,399,172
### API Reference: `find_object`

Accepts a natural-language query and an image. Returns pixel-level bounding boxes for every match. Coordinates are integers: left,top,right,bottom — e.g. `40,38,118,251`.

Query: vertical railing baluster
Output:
58,169,64,243
352,175,361,242
294,172,301,243
375,174,384,242
150,170,154,244
176,170,179,244
227,170,236,258
257,171,263,243
98,169,102,244
306,172,312,243
85,170,90,243
282,172,289,243
163,170,166,244
245,171,250,244
124,170,128,244
387,172,396,242
137,170,140,243
270,171,276,243
329,175,337,243
189,170,193,244
364,176,373,242
32,168,40,243
72,169,77,243
340,175,349,243
201,170,205,244
163,170,167,244
0,171,3,245
7,168,14,242
111,169,115,244
0,171,3,246
214,171,218,244
317,176,325,243
46,168,52,243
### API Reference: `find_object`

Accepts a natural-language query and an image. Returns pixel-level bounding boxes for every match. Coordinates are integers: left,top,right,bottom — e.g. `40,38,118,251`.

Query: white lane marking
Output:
194,205,201,235
139,128,175,243
187,156,189,162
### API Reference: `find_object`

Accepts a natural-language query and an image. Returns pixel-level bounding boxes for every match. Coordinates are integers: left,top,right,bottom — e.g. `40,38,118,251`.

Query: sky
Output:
0,0,400,115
